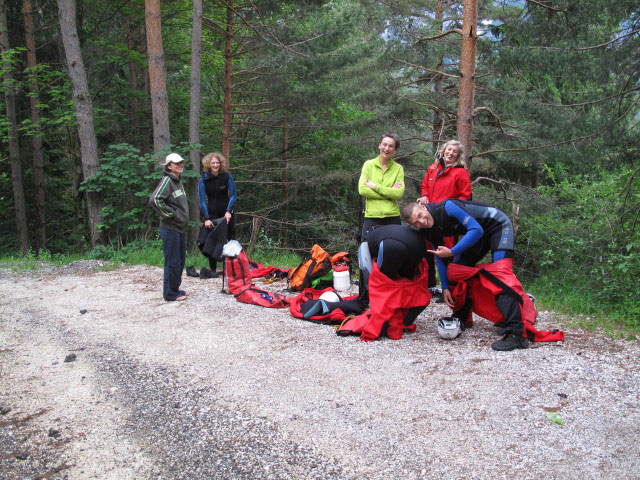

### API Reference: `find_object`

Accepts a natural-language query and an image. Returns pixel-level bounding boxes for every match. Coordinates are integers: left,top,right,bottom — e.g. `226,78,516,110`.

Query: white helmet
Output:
319,291,341,303
437,316,462,340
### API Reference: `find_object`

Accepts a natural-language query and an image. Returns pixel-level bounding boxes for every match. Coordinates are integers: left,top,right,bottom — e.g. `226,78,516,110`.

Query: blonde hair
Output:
438,140,465,167
202,152,229,174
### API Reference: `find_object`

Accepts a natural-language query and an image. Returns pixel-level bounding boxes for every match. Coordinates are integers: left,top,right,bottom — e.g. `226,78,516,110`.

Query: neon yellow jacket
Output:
358,156,405,218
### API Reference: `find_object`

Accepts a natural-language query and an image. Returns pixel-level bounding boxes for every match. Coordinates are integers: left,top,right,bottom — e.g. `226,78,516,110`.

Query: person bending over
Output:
402,200,529,351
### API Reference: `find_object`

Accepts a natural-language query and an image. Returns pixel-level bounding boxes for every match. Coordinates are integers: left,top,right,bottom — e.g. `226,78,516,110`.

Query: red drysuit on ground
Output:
337,259,431,341
447,259,564,342
289,287,359,324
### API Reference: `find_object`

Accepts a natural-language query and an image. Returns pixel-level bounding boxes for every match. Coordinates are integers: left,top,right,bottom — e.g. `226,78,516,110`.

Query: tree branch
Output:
391,57,458,78
415,28,462,44
473,94,640,159
538,87,640,107
526,0,567,13
473,106,527,140
525,28,640,51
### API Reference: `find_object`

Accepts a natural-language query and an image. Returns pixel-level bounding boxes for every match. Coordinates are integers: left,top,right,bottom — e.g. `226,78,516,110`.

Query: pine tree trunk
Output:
187,0,203,252
432,0,444,150
221,0,233,160
281,122,289,248
1,0,30,253
125,15,140,145
456,0,477,169
141,66,151,154
23,0,47,252
57,0,104,246
145,0,170,156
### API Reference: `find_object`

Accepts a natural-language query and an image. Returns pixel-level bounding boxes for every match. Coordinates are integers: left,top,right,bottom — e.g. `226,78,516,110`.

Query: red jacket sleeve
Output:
456,168,472,200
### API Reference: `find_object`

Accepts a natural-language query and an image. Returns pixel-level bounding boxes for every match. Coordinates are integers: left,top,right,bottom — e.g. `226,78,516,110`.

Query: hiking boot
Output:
491,332,529,351
199,267,217,279
186,266,199,278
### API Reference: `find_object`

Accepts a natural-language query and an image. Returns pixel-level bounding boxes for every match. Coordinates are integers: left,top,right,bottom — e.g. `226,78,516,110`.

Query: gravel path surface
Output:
1,261,638,479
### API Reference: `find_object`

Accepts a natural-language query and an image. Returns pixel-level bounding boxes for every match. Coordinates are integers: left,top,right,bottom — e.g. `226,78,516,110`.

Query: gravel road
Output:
1,261,638,480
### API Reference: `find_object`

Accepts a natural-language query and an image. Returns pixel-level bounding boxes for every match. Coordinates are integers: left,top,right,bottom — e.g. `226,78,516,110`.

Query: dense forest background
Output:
1,0,638,324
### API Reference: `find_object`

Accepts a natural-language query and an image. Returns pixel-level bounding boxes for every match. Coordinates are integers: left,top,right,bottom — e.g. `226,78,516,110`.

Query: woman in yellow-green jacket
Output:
358,133,405,240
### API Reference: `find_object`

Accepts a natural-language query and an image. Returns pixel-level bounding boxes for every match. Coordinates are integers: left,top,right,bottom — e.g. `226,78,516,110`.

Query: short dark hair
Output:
380,133,400,151
401,202,420,220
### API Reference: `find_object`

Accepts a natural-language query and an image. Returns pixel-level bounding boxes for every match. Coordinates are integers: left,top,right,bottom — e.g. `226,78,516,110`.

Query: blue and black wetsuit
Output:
421,200,523,334
420,199,514,291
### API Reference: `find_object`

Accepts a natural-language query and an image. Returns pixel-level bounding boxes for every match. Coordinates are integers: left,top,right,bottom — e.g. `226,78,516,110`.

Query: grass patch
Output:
528,276,639,338
250,249,301,269
0,250,85,270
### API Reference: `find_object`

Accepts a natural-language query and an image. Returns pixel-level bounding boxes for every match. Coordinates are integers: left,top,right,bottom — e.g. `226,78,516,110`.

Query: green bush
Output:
520,167,640,328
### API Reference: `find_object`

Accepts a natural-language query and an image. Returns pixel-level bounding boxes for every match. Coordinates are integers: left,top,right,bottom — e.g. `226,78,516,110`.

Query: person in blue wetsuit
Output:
402,200,529,351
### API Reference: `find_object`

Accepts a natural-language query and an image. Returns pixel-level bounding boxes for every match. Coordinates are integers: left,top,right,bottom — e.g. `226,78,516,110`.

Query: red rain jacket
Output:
420,162,472,204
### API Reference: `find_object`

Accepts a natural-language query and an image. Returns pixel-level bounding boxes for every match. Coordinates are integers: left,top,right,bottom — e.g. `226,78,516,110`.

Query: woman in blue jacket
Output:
198,152,237,275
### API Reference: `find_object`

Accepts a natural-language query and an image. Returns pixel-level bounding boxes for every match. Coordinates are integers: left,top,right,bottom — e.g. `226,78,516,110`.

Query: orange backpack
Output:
288,244,332,291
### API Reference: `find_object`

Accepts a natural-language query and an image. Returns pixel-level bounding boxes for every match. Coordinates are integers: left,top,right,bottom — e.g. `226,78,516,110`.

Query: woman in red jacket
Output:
417,139,472,288
418,139,472,206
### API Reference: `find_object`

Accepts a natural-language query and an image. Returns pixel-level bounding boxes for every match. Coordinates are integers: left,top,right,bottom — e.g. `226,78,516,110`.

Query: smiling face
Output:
378,136,397,160
210,157,221,174
167,161,184,177
408,204,434,229
443,144,460,166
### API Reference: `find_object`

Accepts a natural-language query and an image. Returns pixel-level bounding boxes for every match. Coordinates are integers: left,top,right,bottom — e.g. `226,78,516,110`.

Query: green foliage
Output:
0,249,85,270
519,166,640,328
252,231,302,268
81,144,159,245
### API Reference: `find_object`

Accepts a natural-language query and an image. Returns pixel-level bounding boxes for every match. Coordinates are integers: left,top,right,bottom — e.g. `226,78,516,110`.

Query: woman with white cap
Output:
149,153,190,301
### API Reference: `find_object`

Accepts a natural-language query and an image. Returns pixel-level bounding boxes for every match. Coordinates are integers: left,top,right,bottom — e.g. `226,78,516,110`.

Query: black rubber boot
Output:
491,332,529,351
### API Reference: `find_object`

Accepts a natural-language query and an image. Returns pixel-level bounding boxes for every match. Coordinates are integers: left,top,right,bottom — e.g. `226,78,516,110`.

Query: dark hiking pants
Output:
160,227,186,301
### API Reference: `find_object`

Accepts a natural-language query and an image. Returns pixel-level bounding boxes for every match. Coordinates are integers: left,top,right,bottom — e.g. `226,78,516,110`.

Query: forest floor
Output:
0,261,638,480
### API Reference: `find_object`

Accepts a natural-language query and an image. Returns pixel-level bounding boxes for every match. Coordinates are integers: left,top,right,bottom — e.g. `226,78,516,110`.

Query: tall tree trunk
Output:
221,0,233,160
141,66,151,154
125,15,140,144
57,0,104,246
432,0,444,151
23,0,47,252
188,0,202,251
456,0,477,169
1,0,30,253
281,122,289,248
145,0,170,156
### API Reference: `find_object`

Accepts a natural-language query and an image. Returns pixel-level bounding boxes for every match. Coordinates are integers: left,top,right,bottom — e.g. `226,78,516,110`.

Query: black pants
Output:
208,214,236,272
160,227,186,301
453,291,524,335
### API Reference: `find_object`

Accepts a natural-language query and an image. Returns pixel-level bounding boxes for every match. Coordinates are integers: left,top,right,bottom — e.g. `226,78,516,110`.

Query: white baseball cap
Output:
164,153,185,165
